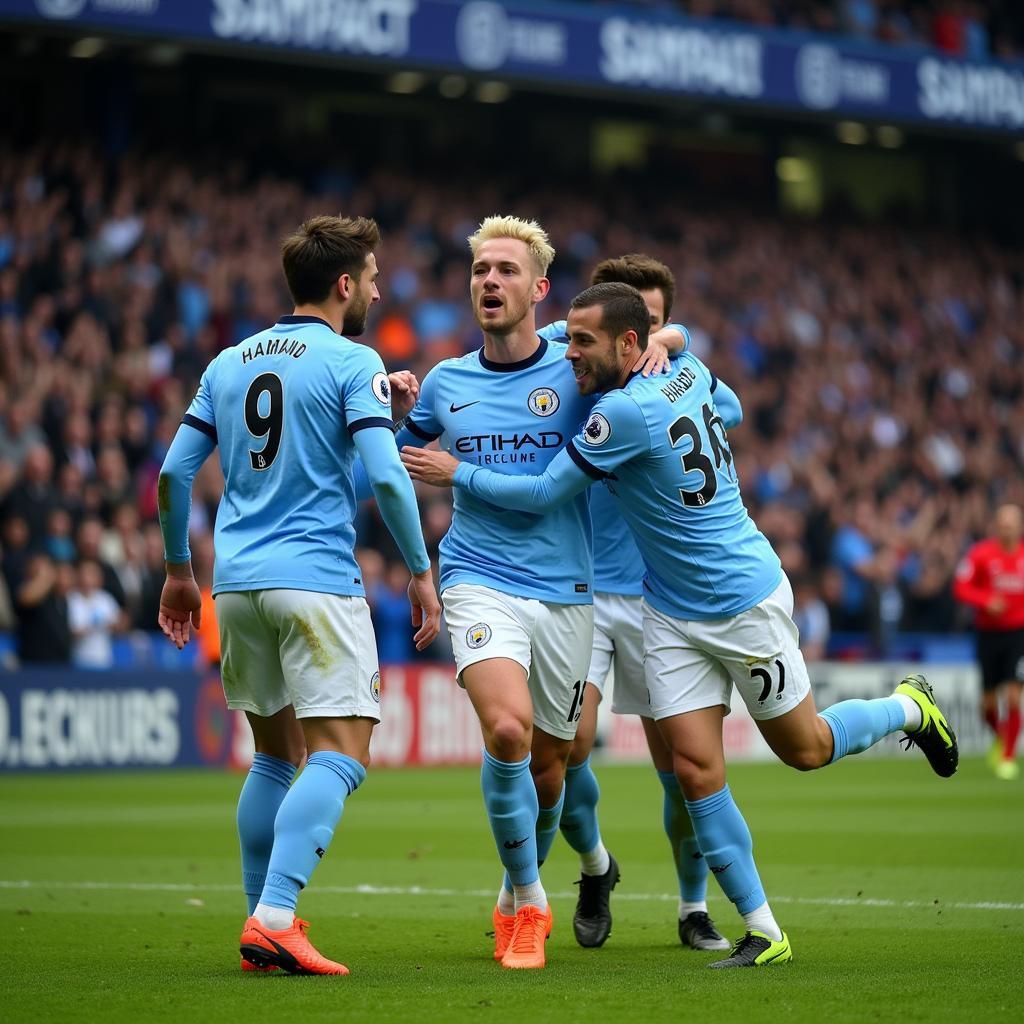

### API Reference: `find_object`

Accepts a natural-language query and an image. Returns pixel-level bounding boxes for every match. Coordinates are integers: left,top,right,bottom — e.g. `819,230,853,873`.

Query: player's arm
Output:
351,367,441,501
403,393,648,513
402,442,592,512
156,396,216,649
345,353,441,650
952,547,1002,614
711,374,743,429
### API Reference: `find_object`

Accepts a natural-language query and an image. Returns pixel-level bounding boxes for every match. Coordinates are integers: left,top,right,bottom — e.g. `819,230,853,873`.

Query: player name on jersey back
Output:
186,316,393,598
572,353,782,621
406,333,594,604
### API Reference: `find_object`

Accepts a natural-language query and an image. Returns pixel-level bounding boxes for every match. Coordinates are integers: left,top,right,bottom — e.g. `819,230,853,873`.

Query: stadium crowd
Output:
1,143,1022,664
585,0,1024,61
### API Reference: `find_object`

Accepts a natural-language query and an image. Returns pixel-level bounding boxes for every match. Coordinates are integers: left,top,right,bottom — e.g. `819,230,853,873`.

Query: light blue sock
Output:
535,783,565,867
237,753,297,914
559,757,602,855
481,750,540,887
684,784,765,914
657,769,708,903
819,698,906,763
259,751,366,912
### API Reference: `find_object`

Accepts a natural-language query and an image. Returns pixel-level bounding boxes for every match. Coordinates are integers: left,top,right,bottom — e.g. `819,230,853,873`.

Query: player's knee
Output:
780,745,827,772
671,757,721,798
530,758,567,806
568,733,594,767
487,718,530,761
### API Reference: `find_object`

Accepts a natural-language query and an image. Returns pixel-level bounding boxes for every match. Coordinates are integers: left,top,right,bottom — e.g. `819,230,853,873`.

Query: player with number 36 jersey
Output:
402,281,959,970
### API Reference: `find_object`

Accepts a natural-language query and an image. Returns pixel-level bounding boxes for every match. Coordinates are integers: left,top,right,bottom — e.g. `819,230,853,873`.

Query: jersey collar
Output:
478,336,547,373
277,314,335,331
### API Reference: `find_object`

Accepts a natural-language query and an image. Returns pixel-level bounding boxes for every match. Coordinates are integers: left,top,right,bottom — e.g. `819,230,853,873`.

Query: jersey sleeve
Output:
403,363,443,442
663,323,691,354
341,346,394,435
565,390,650,481
538,320,568,342
952,545,991,609
183,368,218,443
711,376,743,429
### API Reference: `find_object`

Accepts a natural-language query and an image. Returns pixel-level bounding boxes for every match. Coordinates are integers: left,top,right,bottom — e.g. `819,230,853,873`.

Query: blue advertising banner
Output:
2,0,1023,134
0,668,239,771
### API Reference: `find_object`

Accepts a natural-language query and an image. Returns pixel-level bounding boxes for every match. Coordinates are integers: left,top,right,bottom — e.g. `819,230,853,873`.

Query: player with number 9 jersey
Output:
184,315,396,598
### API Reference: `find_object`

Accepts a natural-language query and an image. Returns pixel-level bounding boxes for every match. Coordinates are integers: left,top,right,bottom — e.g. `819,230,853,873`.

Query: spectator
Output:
15,554,72,664
68,558,123,669
2,444,58,547
75,516,127,609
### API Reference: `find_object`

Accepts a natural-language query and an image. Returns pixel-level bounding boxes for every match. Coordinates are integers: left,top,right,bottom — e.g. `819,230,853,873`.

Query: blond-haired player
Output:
391,216,686,968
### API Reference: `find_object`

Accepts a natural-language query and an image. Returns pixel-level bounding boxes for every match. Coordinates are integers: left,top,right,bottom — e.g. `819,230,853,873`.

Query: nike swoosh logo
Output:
709,861,733,875
503,838,528,849
450,401,480,413
244,928,300,972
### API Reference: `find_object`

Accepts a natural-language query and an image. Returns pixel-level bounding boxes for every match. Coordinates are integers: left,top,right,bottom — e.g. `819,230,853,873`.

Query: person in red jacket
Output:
953,504,1024,780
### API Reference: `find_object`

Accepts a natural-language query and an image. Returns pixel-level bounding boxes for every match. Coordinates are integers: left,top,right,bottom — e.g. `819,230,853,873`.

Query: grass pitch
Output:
2,757,1021,1024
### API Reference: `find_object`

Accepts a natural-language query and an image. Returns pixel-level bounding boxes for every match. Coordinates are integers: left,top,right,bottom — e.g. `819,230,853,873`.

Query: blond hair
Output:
467,215,555,276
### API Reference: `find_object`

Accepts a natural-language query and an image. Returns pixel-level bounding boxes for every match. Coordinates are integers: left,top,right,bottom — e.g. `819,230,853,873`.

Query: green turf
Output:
2,757,1021,1024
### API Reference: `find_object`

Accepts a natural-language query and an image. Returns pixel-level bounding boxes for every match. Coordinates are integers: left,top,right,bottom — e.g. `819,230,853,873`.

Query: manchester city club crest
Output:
370,670,381,703
527,387,560,417
466,623,492,649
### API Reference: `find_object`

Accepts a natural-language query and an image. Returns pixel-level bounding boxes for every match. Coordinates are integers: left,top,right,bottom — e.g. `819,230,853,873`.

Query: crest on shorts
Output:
466,623,492,649
582,412,611,446
370,670,381,703
372,372,391,406
527,387,559,417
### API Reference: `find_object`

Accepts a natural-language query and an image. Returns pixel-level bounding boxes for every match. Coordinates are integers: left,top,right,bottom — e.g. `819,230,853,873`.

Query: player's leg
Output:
240,590,380,975
976,630,1003,769
995,679,1022,780
640,716,727,951
645,600,790,969
607,593,725,948
239,707,304,915
990,629,1023,778
713,576,956,778
217,592,303,929
559,597,612,902
443,584,551,964
497,599,592,966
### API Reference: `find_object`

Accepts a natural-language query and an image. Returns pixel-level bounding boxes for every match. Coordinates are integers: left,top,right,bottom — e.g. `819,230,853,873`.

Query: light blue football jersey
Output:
185,315,395,597
401,327,595,604
453,352,780,620
569,353,781,619
590,485,644,596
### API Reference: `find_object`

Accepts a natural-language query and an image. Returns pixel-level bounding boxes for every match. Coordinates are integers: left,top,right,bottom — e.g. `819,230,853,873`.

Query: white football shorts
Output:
216,589,381,721
586,592,651,717
442,583,593,741
643,574,811,722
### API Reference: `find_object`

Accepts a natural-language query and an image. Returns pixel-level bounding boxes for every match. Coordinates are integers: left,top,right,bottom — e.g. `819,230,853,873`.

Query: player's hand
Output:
636,332,673,376
388,370,420,420
401,447,459,487
158,568,202,650
407,569,441,651
986,594,1007,616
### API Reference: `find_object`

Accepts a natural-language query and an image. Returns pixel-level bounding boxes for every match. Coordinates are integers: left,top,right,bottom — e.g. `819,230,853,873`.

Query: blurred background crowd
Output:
2,0,1023,670
1,140,1021,667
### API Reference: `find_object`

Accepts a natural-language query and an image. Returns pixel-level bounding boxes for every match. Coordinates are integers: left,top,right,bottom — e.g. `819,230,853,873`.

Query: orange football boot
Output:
240,956,277,972
493,905,516,961
239,916,349,975
501,904,553,970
